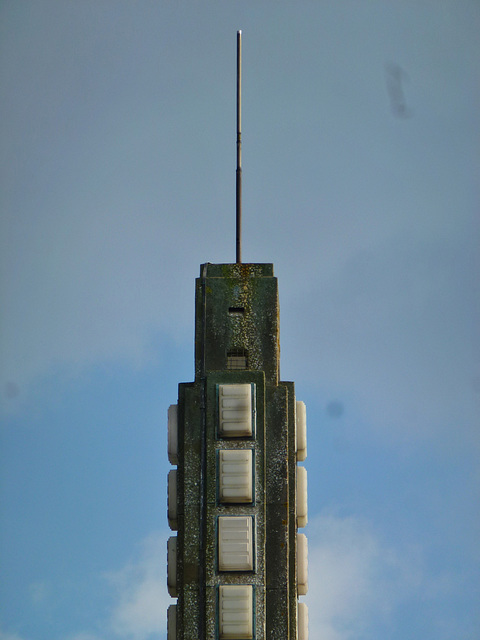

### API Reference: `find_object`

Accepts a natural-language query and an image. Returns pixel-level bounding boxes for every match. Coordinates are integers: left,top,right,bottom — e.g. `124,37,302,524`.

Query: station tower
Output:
166,33,309,639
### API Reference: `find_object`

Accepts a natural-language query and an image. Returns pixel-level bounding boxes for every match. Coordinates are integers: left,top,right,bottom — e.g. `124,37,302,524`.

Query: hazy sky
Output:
1,2,479,639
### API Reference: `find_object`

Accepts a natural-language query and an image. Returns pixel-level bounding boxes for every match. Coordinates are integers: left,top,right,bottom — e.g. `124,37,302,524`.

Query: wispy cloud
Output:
1,533,170,640
305,512,424,640
0,519,462,640
105,532,170,640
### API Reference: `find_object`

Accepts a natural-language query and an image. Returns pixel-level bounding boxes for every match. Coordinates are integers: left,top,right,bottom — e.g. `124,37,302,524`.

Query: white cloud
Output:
305,512,424,640
105,532,171,640
91,519,424,640
2,533,169,640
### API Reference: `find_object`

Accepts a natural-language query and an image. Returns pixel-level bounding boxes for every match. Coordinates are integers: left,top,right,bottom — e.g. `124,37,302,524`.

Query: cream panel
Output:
167,604,177,640
167,404,178,465
296,466,308,528
218,384,253,437
219,584,253,639
297,533,308,596
167,469,178,530
167,536,177,597
218,516,254,572
296,400,307,461
219,449,253,503
298,602,309,640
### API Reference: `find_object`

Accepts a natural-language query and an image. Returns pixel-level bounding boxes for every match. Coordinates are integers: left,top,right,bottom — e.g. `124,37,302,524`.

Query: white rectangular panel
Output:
297,533,308,596
296,465,308,528
218,384,253,437
167,469,177,530
218,516,253,571
219,584,253,639
219,449,253,503
298,602,309,640
167,604,177,640
167,536,177,597
168,404,178,464
296,400,307,461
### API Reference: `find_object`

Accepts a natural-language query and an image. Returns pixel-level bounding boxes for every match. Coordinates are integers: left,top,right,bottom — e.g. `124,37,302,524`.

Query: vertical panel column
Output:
178,384,203,638
265,383,290,637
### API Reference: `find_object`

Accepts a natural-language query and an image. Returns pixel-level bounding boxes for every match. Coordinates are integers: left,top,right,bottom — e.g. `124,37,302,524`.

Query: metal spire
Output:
236,30,242,264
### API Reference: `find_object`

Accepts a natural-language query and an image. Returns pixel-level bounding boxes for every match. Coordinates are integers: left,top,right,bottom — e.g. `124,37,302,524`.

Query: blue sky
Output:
1,2,479,639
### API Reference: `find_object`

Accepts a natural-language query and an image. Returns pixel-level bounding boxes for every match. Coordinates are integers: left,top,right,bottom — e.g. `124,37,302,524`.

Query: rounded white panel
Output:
297,601,309,639
167,469,178,531
167,536,177,597
296,400,307,461
167,604,177,640
168,404,178,465
297,533,308,596
296,466,308,528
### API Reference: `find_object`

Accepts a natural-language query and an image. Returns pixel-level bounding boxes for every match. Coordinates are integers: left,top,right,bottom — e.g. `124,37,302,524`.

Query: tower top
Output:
195,262,280,384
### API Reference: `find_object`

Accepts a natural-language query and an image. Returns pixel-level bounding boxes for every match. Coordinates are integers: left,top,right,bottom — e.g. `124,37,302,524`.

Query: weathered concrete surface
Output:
172,264,300,639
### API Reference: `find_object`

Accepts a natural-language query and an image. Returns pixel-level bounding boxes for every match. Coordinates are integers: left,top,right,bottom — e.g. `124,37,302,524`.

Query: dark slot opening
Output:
228,307,245,314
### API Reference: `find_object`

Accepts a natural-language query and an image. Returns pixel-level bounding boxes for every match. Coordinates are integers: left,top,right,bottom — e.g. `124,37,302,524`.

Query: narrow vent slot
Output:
227,349,248,370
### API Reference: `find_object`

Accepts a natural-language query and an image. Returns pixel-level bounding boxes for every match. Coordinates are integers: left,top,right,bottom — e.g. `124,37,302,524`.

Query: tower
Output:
166,33,309,640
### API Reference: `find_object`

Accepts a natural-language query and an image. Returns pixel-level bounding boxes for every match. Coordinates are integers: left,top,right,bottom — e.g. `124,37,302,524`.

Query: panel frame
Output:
216,383,256,439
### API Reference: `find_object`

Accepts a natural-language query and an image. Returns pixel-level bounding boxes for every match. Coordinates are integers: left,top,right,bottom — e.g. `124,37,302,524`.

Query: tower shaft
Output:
167,264,308,639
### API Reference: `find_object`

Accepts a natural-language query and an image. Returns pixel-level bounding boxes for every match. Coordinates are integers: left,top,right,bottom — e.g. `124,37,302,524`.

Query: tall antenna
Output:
236,30,242,264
